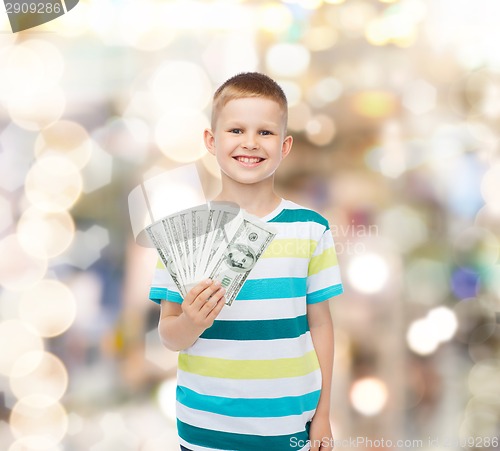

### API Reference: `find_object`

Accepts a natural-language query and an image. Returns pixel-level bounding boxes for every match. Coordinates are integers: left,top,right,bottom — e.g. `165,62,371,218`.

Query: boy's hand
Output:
181,279,226,331
309,414,333,450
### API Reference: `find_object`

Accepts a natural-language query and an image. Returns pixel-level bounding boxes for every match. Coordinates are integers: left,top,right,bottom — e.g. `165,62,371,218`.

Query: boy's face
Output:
204,97,292,188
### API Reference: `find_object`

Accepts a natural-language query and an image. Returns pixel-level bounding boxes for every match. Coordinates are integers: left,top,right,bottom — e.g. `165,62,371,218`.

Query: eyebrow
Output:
224,121,281,129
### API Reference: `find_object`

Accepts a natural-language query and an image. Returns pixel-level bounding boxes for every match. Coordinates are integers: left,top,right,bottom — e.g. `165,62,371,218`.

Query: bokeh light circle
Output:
406,318,439,355
351,91,397,118
350,377,388,416
468,359,500,398
465,395,500,420
427,306,458,342
8,87,65,131
0,39,63,103
304,26,338,51
452,226,499,268
34,120,93,169
266,43,311,77
310,77,343,106
9,396,68,448
17,208,75,259
10,351,68,402
92,116,150,163
22,40,65,89
119,2,176,51
0,320,44,377
460,412,499,442
0,235,47,291
378,206,428,253
288,102,312,132
25,155,82,212
468,324,500,363
305,114,336,146
278,80,302,107
453,298,496,344
150,61,212,111
405,258,448,305
258,3,293,34
0,44,42,100
19,279,77,337
347,253,389,294
155,110,209,163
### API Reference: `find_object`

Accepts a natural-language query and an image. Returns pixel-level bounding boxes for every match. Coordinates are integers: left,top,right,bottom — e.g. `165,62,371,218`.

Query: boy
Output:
149,72,343,450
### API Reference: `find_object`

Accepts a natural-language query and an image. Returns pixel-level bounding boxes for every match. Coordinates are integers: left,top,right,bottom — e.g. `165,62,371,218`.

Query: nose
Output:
242,133,259,150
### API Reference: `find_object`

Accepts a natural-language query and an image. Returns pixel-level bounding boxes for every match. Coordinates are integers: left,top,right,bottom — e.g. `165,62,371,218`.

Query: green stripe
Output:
177,386,321,417
307,284,343,304
269,208,329,230
308,246,338,276
149,287,182,304
178,350,319,379
237,277,307,300
200,314,308,340
150,277,308,303
178,419,310,450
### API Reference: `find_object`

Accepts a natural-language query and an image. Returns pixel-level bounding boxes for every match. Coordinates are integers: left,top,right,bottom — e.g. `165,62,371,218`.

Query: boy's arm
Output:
307,299,335,451
158,279,226,351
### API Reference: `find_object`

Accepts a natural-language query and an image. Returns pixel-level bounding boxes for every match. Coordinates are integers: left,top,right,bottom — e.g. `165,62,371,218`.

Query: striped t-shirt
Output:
149,199,343,451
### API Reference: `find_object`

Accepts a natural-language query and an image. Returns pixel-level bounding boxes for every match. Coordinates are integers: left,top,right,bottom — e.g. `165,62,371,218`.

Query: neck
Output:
212,176,281,218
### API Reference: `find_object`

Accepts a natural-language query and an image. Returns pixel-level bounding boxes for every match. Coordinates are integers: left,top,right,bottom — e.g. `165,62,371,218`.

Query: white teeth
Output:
236,156,262,164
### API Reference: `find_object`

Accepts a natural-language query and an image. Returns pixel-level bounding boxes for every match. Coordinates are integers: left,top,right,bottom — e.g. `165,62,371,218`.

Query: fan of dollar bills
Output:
146,202,276,306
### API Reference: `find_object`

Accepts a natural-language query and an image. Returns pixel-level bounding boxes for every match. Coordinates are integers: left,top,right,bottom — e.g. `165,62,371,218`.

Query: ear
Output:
281,135,293,159
203,128,216,156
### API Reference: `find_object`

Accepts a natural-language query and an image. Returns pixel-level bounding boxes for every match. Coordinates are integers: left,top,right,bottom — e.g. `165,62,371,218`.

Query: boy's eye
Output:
260,130,273,136
229,129,243,134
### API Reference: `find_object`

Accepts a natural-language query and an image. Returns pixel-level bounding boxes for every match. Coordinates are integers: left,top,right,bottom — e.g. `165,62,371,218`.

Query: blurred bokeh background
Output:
1,0,500,449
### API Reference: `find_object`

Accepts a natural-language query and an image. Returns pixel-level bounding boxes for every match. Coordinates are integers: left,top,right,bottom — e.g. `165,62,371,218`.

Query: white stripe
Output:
177,368,322,399
187,331,314,359
151,267,172,289
177,402,316,436
307,265,342,293
251,256,309,278
217,296,306,321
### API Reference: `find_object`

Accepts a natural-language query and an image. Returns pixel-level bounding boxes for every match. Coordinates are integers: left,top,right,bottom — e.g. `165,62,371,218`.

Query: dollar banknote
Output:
145,203,275,306
146,220,187,298
195,204,239,281
205,213,276,305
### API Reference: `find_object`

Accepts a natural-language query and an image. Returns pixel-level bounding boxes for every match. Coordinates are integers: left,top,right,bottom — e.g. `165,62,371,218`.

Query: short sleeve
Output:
306,228,343,304
149,258,183,305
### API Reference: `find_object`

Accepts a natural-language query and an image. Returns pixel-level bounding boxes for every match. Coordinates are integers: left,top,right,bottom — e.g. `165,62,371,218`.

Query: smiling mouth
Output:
233,156,265,164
